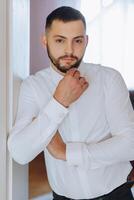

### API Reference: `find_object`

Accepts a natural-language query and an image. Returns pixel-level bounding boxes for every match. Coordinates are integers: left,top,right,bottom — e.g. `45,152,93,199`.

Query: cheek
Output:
75,47,86,57
49,45,63,58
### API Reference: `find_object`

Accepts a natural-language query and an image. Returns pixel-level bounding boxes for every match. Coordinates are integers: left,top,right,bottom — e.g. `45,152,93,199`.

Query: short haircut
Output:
45,6,86,31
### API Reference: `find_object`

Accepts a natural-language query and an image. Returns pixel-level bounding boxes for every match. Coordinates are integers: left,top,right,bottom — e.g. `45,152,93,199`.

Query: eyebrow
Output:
53,35,85,39
74,36,85,39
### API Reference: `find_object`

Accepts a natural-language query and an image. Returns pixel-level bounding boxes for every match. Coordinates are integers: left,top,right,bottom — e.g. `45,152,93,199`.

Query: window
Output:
80,0,134,89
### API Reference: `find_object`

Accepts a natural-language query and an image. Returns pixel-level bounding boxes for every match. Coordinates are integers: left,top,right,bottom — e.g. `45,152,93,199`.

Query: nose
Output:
65,41,74,55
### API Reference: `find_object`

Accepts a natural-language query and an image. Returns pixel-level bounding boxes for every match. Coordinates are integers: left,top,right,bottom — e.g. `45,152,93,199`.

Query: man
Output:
8,6,134,200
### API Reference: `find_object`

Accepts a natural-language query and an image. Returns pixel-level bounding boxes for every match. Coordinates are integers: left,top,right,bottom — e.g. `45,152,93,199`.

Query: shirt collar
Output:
50,65,64,85
50,62,84,85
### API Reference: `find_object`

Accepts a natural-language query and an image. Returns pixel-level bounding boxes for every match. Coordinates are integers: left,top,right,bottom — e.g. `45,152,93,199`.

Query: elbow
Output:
12,156,29,165
125,132,134,161
7,137,30,165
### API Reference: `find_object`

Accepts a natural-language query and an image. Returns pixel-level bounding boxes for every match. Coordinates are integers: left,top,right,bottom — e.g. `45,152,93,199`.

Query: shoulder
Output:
21,67,51,87
81,62,122,81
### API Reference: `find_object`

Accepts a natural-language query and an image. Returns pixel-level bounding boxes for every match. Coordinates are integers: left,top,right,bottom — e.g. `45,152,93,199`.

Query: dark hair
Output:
45,6,86,31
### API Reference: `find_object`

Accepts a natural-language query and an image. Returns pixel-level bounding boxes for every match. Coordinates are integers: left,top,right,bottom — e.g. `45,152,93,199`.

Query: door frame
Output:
0,0,30,199
0,0,8,199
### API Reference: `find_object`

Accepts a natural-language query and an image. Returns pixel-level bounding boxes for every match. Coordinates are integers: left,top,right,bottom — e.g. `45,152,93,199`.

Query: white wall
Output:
12,0,29,78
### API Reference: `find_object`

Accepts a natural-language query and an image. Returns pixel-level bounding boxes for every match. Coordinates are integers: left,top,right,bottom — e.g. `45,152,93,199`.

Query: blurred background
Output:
29,1,134,200
11,0,134,199
30,0,134,89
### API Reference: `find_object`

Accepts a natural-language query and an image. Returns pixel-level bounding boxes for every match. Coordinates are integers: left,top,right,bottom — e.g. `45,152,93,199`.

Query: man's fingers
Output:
79,77,89,88
66,68,79,77
82,81,89,90
73,71,80,79
79,77,86,85
66,69,89,90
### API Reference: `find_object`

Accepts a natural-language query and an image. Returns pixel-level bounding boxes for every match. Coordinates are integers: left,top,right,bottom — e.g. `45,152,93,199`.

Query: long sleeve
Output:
8,79,68,164
66,70,134,169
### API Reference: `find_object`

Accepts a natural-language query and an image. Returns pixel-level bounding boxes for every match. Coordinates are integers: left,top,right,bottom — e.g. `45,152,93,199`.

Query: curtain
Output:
80,0,134,89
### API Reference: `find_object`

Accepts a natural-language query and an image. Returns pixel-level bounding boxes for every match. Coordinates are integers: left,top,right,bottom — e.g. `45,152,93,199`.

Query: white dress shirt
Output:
8,62,134,199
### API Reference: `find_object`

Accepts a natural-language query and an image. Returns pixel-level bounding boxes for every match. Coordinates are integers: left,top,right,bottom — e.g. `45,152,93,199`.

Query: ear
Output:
85,35,88,47
41,34,47,48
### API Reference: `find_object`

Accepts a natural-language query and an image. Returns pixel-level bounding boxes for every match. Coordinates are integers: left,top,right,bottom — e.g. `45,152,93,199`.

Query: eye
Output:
75,39,83,44
55,39,64,43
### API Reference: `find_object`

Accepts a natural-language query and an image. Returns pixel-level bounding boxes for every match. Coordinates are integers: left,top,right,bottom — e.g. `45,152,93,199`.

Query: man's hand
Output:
54,68,89,107
47,131,66,160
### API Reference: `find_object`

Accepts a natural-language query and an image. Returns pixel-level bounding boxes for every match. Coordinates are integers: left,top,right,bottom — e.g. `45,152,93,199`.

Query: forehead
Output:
47,20,86,37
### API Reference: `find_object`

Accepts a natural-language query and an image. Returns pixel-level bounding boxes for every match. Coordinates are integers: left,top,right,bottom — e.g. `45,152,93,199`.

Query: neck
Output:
51,63,65,76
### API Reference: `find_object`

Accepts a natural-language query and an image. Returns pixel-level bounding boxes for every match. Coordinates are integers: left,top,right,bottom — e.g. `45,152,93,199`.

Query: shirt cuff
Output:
66,142,84,167
43,97,69,124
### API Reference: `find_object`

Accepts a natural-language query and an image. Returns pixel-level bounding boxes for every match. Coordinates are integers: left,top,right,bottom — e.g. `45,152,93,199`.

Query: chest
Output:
32,73,110,142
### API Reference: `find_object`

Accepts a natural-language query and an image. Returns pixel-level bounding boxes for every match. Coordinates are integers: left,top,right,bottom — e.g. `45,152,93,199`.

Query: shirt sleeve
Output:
66,70,134,170
8,79,68,165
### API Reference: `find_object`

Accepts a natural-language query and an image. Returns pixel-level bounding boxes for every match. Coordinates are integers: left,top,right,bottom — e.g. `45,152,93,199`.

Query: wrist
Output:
53,95,69,108
60,143,66,161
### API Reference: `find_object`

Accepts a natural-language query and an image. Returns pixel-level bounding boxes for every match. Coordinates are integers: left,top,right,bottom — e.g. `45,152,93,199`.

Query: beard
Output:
46,44,83,73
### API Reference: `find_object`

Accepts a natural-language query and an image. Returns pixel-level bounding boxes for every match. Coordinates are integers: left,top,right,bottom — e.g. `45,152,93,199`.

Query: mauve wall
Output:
30,0,80,74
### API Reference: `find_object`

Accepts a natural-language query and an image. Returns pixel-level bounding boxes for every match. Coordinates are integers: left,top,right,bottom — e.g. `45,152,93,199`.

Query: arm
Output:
8,69,88,165
48,71,134,170
47,131,66,160
46,69,88,160
8,78,68,165
66,71,134,169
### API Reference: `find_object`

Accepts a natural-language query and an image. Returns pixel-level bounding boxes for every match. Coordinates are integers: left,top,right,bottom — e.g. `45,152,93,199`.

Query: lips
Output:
62,57,76,61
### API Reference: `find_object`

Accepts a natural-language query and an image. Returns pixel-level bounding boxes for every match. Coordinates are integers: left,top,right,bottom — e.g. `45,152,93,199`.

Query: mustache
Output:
58,55,78,60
